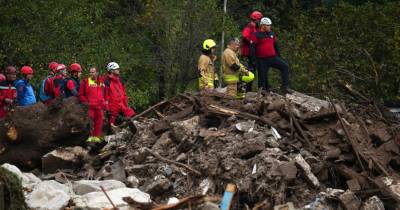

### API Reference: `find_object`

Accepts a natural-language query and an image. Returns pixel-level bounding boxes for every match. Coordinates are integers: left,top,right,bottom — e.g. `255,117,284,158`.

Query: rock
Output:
152,132,173,151
25,180,70,210
72,180,126,195
339,190,362,210
279,161,297,181
41,146,88,174
145,175,172,196
235,120,255,132
346,179,361,191
97,160,126,182
170,116,200,141
73,187,151,210
294,154,320,188
167,197,179,204
1,163,41,187
127,175,140,188
361,196,385,210
198,178,215,195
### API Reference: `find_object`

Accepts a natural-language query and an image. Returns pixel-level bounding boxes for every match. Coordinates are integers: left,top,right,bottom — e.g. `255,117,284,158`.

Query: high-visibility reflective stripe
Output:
0,86,16,90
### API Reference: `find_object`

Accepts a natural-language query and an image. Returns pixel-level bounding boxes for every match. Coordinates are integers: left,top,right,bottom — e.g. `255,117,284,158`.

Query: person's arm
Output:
15,81,25,105
44,78,53,96
66,80,79,96
78,80,88,103
198,58,213,89
250,33,258,67
273,34,281,57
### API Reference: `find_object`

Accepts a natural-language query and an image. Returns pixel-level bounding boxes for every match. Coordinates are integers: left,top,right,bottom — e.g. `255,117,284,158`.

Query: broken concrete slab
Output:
25,180,70,210
72,179,126,195
41,146,88,174
285,91,330,112
73,187,151,210
294,154,320,188
126,175,140,188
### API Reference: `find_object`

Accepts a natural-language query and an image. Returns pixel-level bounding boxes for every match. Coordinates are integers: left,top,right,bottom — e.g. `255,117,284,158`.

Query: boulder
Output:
41,146,88,174
72,180,126,195
25,180,70,210
1,163,41,187
73,187,151,210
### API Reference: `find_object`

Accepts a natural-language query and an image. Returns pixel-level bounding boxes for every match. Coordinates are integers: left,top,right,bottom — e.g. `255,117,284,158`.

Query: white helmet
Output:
260,17,272,25
107,62,120,72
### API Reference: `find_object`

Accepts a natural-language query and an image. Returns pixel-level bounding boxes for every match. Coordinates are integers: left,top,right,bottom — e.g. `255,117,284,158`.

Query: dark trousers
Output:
257,56,289,90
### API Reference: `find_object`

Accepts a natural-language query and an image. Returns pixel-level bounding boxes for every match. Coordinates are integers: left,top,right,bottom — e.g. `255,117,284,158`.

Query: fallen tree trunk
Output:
0,97,90,169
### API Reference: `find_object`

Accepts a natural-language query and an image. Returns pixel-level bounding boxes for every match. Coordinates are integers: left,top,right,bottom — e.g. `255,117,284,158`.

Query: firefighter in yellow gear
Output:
222,38,254,98
198,39,217,91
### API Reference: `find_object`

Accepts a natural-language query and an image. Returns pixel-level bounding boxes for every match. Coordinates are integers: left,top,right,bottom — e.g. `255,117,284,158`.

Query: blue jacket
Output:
15,79,36,106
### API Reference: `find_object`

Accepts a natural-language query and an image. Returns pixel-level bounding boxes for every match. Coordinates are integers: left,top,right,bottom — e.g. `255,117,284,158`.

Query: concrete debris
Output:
73,187,151,210
72,179,126,195
361,196,385,210
41,146,88,174
339,190,362,210
25,180,70,210
2,91,399,209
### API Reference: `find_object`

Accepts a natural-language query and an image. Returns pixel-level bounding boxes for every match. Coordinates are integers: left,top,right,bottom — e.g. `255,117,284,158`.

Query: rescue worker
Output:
15,66,36,106
79,66,106,142
105,62,136,127
198,39,217,91
222,38,254,99
45,63,68,101
241,11,263,91
0,66,17,119
39,61,58,104
251,17,292,94
65,63,82,98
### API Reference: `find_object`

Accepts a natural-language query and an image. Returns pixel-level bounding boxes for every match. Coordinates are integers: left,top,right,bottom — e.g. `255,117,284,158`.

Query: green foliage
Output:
0,0,399,109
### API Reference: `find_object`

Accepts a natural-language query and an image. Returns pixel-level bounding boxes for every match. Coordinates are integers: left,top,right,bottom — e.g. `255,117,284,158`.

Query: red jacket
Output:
79,77,106,109
104,75,129,107
241,22,257,57
0,80,17,118
252,31,278,58
45,75,67,98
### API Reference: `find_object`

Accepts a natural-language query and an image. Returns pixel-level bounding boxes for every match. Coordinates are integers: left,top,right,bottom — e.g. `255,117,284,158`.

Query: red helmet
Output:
48,61,58,72
69,63,82,72
55,64,66,73
21,66,34,75
5,66,17,75
250,11,263,21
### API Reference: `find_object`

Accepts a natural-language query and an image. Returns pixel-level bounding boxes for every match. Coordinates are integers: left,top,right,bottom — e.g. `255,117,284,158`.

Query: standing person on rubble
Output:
45,63,68,102
79,66,106,143
198,39,217,92
251,17,293,94
0,66,17,119
65,63,82,98
105,62,136,128
222,38,254,99
241,11,263,92
39,61,58,104
15,66,36,106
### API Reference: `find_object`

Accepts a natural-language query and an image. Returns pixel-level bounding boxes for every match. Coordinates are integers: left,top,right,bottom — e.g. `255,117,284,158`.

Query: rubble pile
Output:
83,91,400,209
1,91,400,209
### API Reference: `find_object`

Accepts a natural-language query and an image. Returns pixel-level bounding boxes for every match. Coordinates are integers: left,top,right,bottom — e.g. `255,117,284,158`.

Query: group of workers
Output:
0,62,135,143
198,11,292,98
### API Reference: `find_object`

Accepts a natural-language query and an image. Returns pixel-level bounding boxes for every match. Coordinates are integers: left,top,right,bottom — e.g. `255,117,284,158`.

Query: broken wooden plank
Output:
132,100,167,120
